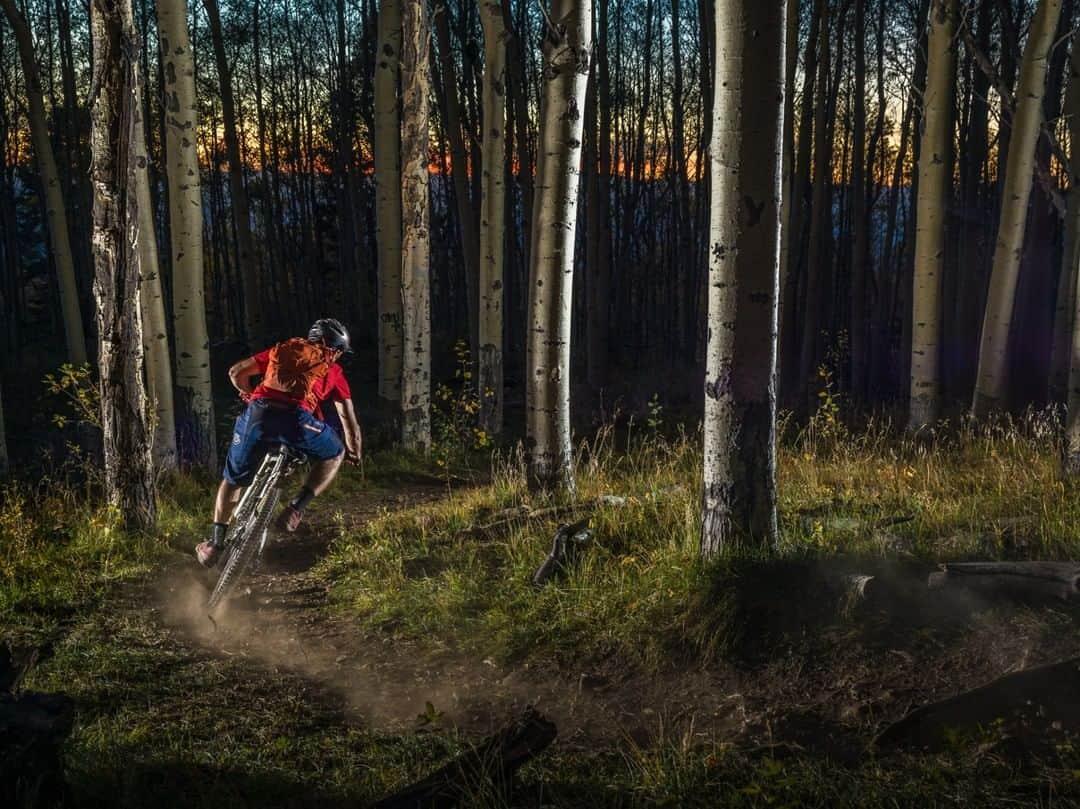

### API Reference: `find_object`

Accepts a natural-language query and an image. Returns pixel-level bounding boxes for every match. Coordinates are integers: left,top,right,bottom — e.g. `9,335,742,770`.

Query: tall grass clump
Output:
779,405,1076,559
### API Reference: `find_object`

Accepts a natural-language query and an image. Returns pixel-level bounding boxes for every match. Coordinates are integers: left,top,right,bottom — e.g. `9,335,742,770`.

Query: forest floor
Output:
11,416,1080,806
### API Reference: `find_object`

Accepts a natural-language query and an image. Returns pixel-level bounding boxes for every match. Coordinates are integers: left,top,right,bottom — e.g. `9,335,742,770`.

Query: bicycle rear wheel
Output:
207,489,281,612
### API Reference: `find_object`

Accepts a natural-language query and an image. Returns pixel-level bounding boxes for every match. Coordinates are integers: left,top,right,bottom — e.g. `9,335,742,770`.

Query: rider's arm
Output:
334,398,362,458
228,357,261,396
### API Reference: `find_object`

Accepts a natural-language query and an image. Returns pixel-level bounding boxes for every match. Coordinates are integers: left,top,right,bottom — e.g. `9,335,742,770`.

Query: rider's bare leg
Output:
304,453,344,495
213,480,244,524
197,479,244,562
279,453,343,531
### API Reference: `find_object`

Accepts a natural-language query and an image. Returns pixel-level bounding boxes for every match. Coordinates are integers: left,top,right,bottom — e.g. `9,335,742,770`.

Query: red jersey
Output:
249,347,351,413
314,363,352,421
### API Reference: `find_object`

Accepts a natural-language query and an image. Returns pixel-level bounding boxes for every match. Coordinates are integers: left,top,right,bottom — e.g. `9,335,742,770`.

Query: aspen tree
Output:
850,0,870,400
525,0,592,492
478,0,510,435
375,0,404,407
776,0,799,369
796,0,830,413
973,0,1064,417
133,50,176,470
0,0,87,365
781,0,824,403
90,0,156,530
1052,41,1080,405
700,0,786,556
400,0,431,451
157,0,216,468
1062,39,1080,476
202,0,263,345
433,1,479,357
908,0,957,430
586,0,612,390
334,0,363,325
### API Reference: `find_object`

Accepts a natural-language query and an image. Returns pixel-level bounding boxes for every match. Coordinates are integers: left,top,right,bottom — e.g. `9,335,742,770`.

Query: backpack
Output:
261,337,332,410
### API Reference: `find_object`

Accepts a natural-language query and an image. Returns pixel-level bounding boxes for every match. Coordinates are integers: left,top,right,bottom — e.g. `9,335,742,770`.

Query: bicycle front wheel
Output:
207,489,281,612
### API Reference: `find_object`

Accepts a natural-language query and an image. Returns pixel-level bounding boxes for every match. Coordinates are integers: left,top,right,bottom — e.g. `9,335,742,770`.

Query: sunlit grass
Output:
0,469,210,641
325,407,1080,670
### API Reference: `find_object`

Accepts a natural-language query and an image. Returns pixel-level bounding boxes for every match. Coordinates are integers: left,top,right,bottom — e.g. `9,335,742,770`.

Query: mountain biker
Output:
195,318,362,568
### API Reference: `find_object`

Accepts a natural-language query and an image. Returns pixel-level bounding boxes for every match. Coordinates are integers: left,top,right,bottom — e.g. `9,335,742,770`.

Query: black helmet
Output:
308,318,352,354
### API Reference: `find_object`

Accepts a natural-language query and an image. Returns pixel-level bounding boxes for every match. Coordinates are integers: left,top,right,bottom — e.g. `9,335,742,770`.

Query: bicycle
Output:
207,443,306,611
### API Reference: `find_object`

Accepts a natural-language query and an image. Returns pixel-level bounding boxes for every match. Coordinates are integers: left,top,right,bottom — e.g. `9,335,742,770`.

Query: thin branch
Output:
959,12,1070,216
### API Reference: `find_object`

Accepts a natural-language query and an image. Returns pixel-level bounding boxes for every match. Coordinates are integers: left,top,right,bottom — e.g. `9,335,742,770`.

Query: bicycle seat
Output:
272,443,307,463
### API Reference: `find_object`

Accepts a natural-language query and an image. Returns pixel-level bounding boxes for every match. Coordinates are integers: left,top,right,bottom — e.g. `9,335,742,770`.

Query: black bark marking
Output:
743,195,766,226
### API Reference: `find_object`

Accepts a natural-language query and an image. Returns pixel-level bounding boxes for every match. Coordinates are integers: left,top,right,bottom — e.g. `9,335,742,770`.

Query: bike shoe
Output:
275,505,303,533
196,540,224,568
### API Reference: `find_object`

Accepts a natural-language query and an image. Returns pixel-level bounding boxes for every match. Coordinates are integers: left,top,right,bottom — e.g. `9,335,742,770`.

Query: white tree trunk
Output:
973,0,1064,417
478,0,509,436
375,0,404,406
157,0,216,469
133,53,177,472
526,0,592,492
700,0,786,557
1,0,87,365
400,0,431,452
908,0,957,430
90,0,156,530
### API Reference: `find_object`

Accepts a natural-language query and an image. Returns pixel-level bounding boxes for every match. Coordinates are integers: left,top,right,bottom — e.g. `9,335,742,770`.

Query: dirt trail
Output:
153,484,747,748
151,483,1080,757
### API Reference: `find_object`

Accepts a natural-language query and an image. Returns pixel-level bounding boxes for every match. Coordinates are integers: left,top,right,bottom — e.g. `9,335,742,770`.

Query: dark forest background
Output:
1,0,1071,446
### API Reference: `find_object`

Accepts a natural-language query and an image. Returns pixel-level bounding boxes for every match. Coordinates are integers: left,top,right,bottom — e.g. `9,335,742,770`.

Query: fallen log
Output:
874,656,1080,753
372,708,557,809
927,561,1080,602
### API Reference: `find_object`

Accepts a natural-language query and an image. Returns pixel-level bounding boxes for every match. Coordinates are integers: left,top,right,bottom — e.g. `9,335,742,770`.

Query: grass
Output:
25,597,1080,808
0,469,209,645
8,408,1080,806
23,595,469,808
323,408,1080,670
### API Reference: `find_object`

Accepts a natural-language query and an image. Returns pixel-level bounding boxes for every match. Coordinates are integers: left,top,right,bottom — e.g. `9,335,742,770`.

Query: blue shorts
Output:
223,400,344,486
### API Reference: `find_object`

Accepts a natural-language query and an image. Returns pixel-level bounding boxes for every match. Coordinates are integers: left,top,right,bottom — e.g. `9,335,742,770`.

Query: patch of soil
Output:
151,483,1080,759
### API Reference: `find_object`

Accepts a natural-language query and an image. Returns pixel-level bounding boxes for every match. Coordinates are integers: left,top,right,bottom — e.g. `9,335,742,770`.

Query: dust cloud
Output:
153,562,617,738
152,553,749,748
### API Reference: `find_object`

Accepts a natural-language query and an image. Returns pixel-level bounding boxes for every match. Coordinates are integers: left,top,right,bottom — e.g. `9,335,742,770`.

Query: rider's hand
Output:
239,390,252,404
345,449,361,467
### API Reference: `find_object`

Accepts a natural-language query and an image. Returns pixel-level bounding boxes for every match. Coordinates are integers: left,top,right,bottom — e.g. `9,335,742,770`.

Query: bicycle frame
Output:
232,446,291,537
207,443,305,611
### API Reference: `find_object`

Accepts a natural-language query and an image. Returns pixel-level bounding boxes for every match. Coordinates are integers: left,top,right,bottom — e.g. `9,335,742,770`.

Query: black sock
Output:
290,487,315,512
211,522,228,546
